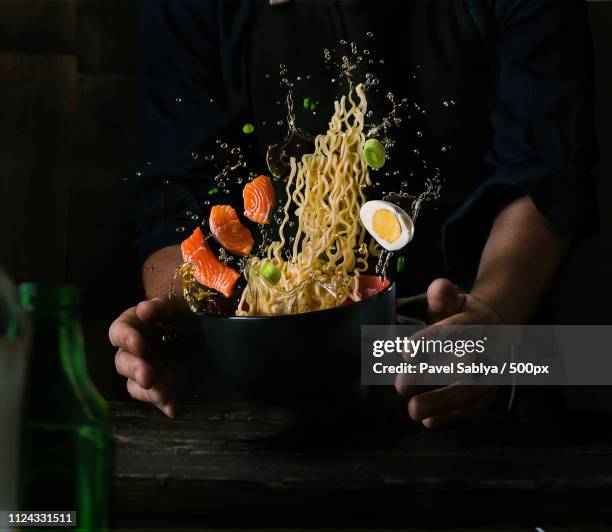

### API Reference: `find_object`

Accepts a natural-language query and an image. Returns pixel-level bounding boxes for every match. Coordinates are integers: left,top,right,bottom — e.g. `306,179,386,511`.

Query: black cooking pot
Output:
199,277,396,411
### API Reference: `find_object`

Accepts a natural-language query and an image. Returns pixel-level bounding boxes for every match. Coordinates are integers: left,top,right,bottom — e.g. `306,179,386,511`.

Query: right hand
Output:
109,296,185,417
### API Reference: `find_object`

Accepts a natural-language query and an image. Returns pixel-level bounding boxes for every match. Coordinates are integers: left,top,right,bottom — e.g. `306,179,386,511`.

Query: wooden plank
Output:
65,74,141,312
65,75,142,404
0,0,78,53
77,0,136,74
110,400,612,527
0,53,77,283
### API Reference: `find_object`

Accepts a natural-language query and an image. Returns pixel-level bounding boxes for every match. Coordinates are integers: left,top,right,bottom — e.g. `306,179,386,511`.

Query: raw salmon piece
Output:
243,174,275,224
180,227,240,298
209,205,254,256
342,275,391,305
357,275,391,299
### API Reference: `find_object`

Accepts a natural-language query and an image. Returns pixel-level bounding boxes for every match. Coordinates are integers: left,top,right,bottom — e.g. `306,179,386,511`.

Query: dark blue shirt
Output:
133,0,597,292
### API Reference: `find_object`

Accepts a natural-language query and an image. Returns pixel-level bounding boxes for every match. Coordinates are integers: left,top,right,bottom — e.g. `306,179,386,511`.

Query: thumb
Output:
135,296,185,324
426,278,466,322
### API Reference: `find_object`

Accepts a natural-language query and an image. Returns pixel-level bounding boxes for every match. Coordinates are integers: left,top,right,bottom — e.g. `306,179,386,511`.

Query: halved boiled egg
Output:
360,200,414,251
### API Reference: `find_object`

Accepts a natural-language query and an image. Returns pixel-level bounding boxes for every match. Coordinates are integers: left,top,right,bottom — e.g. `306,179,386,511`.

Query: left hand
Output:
395,278,501,429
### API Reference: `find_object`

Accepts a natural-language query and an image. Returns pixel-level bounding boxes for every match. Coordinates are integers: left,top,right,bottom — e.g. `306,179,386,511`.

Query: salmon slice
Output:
342,275,391,305
180,227,240,298
357,274,391,299
209,205,254,256
243,174,275,224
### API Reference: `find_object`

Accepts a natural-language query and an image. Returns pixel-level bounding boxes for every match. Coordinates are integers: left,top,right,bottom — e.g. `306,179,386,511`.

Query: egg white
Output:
360,200,414,251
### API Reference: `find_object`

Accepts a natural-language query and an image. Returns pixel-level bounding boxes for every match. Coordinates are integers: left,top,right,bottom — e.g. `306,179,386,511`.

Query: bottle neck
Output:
20,283,106,423
21,283,85,371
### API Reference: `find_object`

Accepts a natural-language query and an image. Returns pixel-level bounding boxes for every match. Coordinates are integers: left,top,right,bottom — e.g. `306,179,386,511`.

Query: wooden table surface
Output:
110,392,612,529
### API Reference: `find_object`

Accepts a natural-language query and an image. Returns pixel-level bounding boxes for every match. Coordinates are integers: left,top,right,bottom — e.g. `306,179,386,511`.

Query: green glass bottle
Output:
20,283,111,532
0,269,29,530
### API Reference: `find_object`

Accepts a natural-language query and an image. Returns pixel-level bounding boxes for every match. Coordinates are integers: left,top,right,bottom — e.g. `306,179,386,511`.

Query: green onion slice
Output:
259,261,281,284
396,256,405,273
363,138,386,169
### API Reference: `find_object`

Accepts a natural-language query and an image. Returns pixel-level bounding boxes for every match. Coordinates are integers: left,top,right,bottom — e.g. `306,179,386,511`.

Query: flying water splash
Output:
152,34,459,312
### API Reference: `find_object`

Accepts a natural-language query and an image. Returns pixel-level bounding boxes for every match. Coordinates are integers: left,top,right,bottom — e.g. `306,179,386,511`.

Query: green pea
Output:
208,187,219,195
396,256,405,273
363,138,386,169
242,123,255,134
303,98,318,112
259,261,281,284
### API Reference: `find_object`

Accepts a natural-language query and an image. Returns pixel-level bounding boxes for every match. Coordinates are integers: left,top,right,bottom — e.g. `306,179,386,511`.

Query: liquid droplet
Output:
175,97,182,103
176,226,185,233
192,152,199,160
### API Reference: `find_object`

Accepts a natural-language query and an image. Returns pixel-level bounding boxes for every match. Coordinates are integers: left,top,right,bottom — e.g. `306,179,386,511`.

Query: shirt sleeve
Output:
444,0,599,287
132,0,229,264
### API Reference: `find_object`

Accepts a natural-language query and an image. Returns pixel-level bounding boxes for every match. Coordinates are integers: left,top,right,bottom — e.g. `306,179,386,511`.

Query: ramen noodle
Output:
237,83,373,316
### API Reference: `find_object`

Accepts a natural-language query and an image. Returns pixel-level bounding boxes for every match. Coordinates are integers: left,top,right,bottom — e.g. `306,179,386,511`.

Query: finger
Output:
126,379,177,418
395,384,433,398
421,392,496,429
407,384,497,422
115,349,155,389
426,278,466,322
108,308,147,355
135,296,185,325
394,372,430,396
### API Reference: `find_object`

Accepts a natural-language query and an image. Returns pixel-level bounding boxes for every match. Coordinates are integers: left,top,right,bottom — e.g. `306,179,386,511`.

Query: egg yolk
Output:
372,209,401,243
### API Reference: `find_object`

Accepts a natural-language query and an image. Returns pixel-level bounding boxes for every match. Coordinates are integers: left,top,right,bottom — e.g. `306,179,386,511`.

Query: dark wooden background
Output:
0,0,611,401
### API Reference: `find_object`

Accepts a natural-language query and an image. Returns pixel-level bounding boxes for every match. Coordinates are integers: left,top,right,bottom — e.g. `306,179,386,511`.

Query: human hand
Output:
395,278,500,429
109,296,186,417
